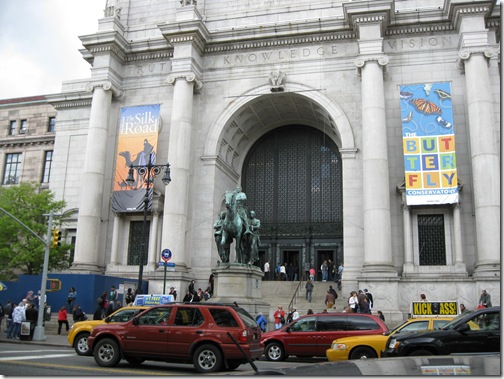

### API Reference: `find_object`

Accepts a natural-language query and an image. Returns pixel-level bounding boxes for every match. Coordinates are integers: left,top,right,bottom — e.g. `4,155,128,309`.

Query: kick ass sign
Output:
411,301,458,317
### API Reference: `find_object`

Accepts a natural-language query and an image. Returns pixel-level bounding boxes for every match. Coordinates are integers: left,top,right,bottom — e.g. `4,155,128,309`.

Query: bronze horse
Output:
221,190,252,264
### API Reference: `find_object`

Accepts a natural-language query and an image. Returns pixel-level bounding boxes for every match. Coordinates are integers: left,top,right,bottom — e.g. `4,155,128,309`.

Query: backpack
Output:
280,315,285,324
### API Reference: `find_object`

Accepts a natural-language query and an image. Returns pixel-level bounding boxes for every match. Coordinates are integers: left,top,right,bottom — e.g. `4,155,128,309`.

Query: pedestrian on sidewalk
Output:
305,279,314,303
67,287,77,313
57,306,69,335
9,301,26,339
25,303,38,340
3,300,13,333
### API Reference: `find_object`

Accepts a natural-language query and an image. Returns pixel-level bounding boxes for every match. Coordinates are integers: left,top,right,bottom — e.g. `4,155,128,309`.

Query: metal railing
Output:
287,279,303,312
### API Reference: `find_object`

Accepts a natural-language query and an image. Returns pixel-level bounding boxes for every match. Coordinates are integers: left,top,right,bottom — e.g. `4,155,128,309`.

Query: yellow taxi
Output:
326,316,454,361
68,306,148,355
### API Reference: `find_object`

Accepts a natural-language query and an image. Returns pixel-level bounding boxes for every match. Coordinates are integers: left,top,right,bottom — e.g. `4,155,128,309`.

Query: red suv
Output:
87,303,263,373
262,312,389,361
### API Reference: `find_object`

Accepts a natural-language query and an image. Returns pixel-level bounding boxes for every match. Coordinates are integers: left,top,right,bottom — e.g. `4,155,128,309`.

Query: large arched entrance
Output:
242,124,343,281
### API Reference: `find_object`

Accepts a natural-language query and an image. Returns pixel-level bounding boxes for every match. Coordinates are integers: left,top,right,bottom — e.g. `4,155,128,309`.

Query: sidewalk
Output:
0,329,69,348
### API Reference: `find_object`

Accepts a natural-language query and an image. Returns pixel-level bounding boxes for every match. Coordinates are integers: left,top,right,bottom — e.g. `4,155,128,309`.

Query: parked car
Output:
87,303,263,373
262,312,389,361
68,305,148,356
326,316,454,361
382,306,500,357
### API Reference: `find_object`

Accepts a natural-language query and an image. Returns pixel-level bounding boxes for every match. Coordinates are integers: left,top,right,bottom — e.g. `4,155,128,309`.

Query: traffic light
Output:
51,228,62,247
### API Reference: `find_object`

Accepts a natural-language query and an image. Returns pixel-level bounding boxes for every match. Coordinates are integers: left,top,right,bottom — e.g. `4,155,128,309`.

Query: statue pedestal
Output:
211,263,270,316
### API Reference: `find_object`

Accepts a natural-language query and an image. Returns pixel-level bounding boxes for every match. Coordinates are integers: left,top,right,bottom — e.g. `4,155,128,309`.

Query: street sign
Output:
158,262,176,271
161,249,172,262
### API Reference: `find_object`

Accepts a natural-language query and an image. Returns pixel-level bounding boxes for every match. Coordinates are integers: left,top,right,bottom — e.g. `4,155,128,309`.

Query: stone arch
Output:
203,82,356,171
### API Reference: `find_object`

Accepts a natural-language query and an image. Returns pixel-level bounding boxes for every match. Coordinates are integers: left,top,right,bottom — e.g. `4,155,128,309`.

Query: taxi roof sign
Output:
411,300,459,317
133,294,174,306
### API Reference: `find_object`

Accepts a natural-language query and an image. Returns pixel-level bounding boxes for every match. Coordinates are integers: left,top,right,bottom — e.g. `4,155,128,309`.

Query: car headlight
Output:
331,343,347,350
388,338,400,349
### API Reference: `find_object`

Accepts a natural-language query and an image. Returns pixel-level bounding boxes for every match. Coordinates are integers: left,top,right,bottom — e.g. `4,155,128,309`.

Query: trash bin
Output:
20,321,31,341
44,306,51,321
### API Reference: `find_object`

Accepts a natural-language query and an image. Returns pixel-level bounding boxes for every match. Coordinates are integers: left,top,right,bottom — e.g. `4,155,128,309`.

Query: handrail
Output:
287,279,303,312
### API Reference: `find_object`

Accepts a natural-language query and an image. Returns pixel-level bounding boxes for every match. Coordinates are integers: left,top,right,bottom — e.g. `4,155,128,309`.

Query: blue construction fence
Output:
0,274,148,316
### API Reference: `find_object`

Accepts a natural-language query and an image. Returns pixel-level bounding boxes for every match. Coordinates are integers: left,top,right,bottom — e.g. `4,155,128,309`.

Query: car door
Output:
168,306,206,358
121,307,172,357
281,316,318,357
445,310,500,354
315,315,349,356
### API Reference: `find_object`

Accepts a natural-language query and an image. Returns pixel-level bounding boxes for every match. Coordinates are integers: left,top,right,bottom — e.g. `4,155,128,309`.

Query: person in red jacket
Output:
273,305,285,330
57,306,69,335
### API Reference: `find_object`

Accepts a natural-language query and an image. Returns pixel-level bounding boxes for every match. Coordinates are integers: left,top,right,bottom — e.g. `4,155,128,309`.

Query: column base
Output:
67,263,103,274
359,263,398,278
473,263,501,279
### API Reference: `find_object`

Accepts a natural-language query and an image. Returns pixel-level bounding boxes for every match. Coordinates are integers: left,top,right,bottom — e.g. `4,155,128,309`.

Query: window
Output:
174,308,204,326
399,321,429,333
127,220,150,265
139,307,172,325
19,120,27,134
209,308,238,327
110,309,143,323
346,317,381,331
48,117,56,132
317,316,348,331
42,151,53,183
3,153,21,185
418,215,446,265
289,316,316,332
9,121,16,135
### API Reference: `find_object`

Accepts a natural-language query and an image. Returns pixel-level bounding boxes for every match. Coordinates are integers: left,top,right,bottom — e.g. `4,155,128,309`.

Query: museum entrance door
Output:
242,124,343,276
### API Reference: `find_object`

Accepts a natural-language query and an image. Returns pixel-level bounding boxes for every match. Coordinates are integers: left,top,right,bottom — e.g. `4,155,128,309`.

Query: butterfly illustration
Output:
434,89,451,100
409,98,442,115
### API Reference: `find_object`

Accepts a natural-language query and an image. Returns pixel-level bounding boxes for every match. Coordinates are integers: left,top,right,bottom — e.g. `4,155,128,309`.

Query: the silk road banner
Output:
112,104,161,212
399,82,458,206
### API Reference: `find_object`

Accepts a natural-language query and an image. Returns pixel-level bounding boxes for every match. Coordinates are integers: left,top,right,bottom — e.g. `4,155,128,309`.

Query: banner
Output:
112,104,161,212
399,82,458,205
411,301,458,317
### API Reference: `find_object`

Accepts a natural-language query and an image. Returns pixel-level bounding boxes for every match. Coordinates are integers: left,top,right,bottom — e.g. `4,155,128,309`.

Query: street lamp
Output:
125,152,171,295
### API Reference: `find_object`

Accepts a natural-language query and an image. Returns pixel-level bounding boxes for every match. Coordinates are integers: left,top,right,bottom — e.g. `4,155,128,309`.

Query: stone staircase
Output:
260,280,346,328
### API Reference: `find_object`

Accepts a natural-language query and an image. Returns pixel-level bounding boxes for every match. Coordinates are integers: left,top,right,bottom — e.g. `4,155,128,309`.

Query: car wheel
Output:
350,347,377,360
225,359,242,371
408,349,432,356
125,356,145,366
74,332,92,356
93,338,121,367
265,342,286,361
193,344,223,373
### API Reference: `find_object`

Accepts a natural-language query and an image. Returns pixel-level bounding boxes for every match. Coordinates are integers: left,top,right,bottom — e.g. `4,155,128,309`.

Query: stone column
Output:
354,25,396,276
402,203,414,272
452,204,465,267
161,74,202,271
72,82,120,272
109,213,122,265
455,5,500,277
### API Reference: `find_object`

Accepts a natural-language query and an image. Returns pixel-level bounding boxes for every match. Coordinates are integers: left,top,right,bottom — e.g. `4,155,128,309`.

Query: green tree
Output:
0,183,72,280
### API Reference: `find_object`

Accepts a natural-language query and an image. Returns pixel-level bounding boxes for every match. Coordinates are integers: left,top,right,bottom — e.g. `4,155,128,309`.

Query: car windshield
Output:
384,320,409,336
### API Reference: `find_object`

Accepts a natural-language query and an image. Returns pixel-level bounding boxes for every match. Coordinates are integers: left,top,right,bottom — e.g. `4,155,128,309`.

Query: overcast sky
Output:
0,0,104,100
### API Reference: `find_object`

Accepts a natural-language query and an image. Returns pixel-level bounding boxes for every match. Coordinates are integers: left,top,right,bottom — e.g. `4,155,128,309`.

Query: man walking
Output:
263,260,270,281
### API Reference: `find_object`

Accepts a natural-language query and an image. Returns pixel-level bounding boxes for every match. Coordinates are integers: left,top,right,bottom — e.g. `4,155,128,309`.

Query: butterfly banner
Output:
399,82,458,205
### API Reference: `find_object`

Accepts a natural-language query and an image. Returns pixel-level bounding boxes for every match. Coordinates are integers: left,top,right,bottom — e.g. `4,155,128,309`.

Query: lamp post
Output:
125,152,171,295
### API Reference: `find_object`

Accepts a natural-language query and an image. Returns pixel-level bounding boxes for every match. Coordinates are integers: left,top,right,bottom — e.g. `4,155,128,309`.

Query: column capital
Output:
456,46,497,71
354,54,389,75
85,80,123,98
166,73,203,92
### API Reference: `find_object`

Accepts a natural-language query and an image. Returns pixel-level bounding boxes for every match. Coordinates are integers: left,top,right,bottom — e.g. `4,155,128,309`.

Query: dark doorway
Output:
282,250,300,281
316,249,335,281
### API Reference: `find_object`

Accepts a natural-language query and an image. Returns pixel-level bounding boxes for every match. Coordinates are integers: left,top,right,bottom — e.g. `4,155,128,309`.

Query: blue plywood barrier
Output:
0,274,148,315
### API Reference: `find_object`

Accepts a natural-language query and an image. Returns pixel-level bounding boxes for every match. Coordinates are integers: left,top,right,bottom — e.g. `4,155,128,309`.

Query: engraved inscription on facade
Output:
125,62,171,77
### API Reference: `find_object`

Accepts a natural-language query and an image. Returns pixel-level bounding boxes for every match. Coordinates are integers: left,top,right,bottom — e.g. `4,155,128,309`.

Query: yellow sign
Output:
412,301,458,316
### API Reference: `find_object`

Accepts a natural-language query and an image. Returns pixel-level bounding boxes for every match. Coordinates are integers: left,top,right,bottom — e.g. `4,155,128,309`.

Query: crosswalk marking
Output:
0,353,75,361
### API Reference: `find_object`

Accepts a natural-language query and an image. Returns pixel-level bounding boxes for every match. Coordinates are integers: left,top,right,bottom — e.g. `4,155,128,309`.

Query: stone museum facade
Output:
1,0,500,320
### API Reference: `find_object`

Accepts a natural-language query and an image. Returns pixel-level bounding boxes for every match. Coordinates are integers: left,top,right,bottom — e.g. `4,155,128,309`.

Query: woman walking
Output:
57,306,69,335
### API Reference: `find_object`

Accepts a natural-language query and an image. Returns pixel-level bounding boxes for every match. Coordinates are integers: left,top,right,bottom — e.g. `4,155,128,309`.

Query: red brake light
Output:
239,329,248,343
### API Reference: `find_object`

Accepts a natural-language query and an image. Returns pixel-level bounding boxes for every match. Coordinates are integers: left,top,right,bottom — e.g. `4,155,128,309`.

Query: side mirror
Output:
104,316,112,323
455,323,470,333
